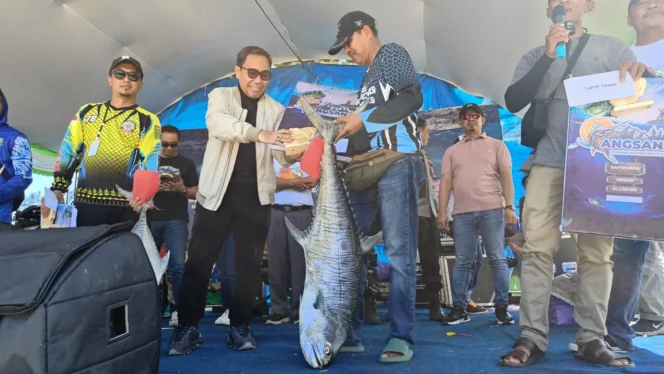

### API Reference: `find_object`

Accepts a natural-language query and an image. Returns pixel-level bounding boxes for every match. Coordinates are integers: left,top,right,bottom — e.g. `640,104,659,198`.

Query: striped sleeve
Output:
138,113,162,172
52,106,86,192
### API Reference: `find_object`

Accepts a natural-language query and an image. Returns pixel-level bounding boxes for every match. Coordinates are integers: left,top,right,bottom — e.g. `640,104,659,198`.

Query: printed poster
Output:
272,82,358,159
277,81,360,130
562,77,664,240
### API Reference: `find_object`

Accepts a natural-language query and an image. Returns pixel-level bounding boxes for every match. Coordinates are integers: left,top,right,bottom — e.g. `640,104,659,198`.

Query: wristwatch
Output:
505,205,514,211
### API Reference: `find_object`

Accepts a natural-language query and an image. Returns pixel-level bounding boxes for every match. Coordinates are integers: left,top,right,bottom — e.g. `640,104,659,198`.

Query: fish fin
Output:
337,163,350,193
313,288,325,313
285,217,311,249
352,101,368,115
360,231,382,255
115,184,132,200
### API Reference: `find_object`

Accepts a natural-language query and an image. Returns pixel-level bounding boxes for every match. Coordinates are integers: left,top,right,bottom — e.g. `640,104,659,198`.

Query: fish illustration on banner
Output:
562,77,664,241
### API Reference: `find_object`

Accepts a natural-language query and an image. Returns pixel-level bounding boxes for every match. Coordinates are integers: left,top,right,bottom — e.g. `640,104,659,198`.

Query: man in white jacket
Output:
168,46,300,355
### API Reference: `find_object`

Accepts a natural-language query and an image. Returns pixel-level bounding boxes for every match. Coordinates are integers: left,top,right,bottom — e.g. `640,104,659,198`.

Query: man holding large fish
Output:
328,11,425,364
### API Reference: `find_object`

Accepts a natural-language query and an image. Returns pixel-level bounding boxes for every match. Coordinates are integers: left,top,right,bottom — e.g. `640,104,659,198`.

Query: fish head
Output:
299,314,345,369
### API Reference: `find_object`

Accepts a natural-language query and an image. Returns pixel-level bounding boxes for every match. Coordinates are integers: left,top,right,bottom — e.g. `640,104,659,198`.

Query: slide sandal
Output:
378,338,413,364
574,339,635,368
499,337,545,368
340,344,365,353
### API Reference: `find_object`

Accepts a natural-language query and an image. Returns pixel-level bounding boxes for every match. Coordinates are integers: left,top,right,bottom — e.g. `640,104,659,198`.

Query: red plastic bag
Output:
132,170,160,202
300,135,325,179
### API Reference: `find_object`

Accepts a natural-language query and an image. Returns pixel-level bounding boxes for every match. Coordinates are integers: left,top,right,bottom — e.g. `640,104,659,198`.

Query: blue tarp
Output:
158,62,531,214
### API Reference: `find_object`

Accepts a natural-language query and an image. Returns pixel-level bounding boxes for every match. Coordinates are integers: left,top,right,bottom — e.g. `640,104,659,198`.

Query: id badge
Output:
88,139,100,157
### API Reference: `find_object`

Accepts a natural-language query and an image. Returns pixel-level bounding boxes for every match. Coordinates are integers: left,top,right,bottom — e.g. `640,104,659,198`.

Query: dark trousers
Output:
267,206,312,318
214,235,235,310
150,219,189,311
606,238,650,351
74,202,138,227
177,183,270,327
417,216,442,293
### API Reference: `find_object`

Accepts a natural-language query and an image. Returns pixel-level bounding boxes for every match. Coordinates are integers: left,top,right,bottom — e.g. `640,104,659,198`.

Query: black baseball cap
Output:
328,11,377,55
109,56,144,79
459,103,483,119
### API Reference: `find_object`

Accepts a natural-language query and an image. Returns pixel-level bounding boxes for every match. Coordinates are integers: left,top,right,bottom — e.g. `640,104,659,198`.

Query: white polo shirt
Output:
273,159,314,207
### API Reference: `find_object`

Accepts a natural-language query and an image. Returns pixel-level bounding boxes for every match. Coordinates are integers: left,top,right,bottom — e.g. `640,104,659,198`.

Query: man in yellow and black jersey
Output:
41,56,161,226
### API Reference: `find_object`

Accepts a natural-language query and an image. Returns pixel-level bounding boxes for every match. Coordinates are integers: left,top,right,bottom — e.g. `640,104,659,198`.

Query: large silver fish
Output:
116,185,170,285
286,98,382,369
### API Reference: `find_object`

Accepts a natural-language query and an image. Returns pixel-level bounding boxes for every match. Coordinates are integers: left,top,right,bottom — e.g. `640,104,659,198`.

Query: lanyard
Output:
95,103,137,139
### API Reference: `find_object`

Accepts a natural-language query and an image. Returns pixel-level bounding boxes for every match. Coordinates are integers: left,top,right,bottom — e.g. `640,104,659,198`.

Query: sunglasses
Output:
113,70,142,82
162,142,179,148
241,67,272,81
461,113,481,120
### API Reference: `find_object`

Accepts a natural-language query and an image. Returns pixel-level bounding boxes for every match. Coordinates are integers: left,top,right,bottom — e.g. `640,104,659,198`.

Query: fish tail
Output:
115,184,132,200
297,97,368,144
297,97,337,143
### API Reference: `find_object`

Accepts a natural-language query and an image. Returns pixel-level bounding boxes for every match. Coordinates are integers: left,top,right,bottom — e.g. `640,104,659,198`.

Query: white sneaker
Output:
215,309,230,325
168,311,178,327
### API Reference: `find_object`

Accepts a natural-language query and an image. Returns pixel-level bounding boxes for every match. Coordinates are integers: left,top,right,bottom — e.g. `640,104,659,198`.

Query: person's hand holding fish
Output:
128,197,153,213
333,113,364,143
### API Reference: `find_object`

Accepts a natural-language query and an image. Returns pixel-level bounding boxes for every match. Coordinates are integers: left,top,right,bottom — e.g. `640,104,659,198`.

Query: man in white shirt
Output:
265,159,317,325
629,0,664,77
603,0,664,352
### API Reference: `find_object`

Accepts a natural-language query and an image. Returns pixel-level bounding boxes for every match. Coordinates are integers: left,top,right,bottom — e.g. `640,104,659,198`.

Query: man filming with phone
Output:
148,125,198,327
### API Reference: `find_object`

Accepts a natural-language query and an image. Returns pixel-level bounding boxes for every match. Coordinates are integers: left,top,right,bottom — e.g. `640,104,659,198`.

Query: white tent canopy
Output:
1,0,634,155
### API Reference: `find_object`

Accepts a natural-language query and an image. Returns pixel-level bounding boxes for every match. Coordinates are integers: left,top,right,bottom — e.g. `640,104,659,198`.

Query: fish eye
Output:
323,346,331,355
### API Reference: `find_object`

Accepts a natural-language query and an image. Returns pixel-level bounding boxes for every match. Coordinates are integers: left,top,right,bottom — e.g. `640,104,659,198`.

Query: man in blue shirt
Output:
328,11,425,364
0,88,33,230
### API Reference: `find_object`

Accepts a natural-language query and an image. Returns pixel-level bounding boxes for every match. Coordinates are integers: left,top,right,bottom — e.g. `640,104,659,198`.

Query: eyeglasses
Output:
461,113,481,120
241,67,272,81
113,70,142,82
162,142,179,148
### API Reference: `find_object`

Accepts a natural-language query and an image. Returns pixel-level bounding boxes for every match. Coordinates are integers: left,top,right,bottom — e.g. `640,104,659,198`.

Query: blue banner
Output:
158,62,529,216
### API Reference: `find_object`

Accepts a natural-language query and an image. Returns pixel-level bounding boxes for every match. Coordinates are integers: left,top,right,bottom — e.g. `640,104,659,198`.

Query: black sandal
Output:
574,339,635,368
499,337,546,368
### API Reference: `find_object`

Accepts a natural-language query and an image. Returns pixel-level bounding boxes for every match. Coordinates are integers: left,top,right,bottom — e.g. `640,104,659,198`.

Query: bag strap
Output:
1,163,9,182
547,33,591,100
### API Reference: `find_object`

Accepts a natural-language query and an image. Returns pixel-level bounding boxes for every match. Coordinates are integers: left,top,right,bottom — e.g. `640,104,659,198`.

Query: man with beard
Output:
41,56,160,224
